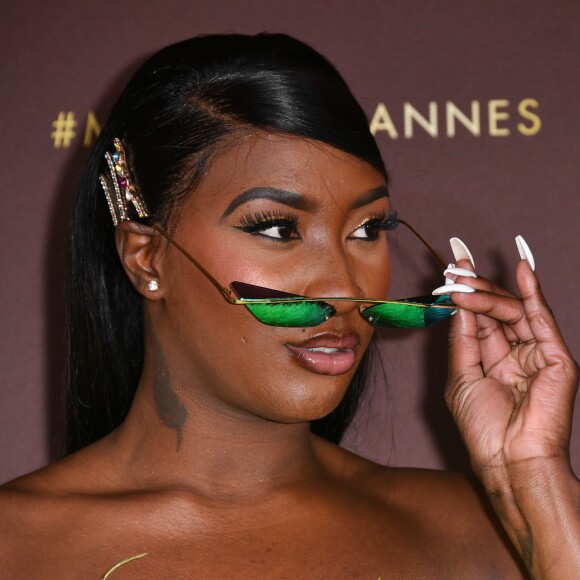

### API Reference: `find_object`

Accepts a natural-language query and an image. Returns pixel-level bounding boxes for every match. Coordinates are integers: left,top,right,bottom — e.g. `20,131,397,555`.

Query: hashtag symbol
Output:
51,112,77,148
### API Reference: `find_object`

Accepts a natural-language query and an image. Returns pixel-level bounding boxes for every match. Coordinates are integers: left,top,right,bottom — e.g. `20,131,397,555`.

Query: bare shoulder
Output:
315,438,526,577
0,447,113,576
362,460,490,517
0,467,61,572
316,436,484,512
0,456,83,539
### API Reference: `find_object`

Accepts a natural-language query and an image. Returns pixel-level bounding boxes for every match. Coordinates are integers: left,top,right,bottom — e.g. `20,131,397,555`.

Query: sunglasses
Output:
152,219,455,329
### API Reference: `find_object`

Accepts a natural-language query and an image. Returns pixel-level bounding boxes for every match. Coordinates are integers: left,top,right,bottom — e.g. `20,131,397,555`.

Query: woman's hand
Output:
441,237,577,472
435,236,580,578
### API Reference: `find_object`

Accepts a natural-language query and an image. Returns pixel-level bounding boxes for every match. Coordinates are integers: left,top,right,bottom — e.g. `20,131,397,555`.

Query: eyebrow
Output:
221,187,314,218
349,185,390,209
221,184,390,219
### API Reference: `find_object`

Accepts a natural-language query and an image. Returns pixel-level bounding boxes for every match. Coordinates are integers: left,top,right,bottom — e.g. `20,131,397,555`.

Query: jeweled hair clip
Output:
99,137,149,226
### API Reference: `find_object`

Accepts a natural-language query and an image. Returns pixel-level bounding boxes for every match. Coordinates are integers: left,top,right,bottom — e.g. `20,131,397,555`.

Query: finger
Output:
435,266,526,368
446,272,523,345
513,236,573,360
515,259,579,433
445,237,527,376
450,289,534,345
473,313,512,373
451,297,515,375
447,298,485,390
435,277,530,344
516,260,573,356
444,268,518,300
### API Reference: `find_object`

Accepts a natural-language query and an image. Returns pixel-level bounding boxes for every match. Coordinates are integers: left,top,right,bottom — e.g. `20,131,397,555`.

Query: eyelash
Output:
235,208,399,242
349,209,399,241
236,211,301,241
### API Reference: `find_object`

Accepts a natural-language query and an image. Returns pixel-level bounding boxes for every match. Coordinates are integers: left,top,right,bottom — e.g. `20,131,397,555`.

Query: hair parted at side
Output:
66,33,388,453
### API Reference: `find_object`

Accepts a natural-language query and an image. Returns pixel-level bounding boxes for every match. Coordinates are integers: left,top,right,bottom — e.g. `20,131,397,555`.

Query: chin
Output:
262,373,354,424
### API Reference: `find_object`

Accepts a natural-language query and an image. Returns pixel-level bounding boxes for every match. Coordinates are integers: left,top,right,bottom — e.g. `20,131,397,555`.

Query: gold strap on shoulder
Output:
101,552,148,579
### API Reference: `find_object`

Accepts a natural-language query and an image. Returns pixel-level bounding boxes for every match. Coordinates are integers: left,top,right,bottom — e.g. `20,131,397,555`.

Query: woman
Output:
0,34,578,578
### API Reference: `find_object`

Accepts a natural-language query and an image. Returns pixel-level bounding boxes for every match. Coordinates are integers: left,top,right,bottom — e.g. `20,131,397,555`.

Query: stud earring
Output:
147,280,159,292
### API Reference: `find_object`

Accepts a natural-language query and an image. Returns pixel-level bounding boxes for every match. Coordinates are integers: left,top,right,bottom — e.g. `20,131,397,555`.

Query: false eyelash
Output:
237,210,300,233
374,208,399,231
357,209,400,232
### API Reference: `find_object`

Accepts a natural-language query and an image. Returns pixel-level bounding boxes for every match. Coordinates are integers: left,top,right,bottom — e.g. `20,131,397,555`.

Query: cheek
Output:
166,284,362,421
374,248,391,297
182,317,354,420
215,244,392,301
354,244,391,300
233,331,361,421
162,239,380,421
217,247,297,291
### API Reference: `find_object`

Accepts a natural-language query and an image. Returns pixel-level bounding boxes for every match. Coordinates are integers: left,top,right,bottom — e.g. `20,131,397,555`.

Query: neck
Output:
108,368,323,500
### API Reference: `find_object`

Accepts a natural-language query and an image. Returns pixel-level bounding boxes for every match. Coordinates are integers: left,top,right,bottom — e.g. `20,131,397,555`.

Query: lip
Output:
285,332,361,376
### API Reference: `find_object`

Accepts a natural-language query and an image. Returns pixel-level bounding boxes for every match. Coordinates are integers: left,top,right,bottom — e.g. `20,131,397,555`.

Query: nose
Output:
301,246,368,307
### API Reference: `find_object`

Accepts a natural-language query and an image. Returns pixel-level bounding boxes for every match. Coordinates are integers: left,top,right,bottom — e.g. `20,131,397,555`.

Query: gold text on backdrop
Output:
51,100,541,149
370,98,541,138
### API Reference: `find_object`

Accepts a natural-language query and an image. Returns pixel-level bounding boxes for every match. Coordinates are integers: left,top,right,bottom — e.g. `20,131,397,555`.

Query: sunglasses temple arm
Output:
396,218,447,268
152,225,236,304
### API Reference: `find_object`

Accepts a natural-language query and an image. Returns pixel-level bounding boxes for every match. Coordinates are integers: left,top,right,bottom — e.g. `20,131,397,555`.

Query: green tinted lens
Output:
244,301,336,327
361,295,455,329
423,295,455,327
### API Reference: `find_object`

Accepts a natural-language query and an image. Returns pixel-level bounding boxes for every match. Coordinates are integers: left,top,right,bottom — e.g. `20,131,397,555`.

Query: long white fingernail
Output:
450,237,475,268
432,283,476,295
515,235,535,271
445,263,455,285
444,267,477,279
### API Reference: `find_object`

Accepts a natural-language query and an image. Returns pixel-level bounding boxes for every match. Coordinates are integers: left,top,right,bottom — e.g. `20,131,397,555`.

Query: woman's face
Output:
155,133,390,423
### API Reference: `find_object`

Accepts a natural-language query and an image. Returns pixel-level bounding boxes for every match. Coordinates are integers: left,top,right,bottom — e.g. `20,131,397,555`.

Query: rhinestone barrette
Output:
99,137,149,226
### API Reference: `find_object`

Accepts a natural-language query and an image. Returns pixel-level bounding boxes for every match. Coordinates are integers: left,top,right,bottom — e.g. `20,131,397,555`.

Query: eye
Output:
350,219,383,241
349,211,398,241
236,212,301,241
257,221,299,240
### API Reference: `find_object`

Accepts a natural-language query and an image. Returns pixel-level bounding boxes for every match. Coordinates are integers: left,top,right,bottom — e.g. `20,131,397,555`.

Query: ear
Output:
115,221,167,299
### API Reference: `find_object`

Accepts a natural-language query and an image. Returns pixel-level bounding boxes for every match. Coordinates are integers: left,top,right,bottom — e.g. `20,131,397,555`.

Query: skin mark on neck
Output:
151,332,188,451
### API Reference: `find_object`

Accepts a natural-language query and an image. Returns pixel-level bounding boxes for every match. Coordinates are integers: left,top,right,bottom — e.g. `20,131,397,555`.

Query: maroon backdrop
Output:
1,0,579,483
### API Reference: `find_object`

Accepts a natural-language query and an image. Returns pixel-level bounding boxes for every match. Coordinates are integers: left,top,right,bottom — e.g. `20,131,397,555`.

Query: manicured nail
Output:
515,235,535,271
444,267,477,279
450,238,475,268
432,283,476,295
445,263,455,285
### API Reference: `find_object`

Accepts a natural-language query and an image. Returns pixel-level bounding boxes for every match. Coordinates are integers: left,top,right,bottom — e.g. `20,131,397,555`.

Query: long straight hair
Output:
66,33,388,452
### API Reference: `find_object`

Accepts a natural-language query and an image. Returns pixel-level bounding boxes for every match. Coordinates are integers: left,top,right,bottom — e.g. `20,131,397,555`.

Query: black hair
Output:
66,33,388,452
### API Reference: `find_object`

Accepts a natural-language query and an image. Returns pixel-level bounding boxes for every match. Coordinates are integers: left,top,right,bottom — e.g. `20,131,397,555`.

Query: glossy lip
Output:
285,332,361,376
